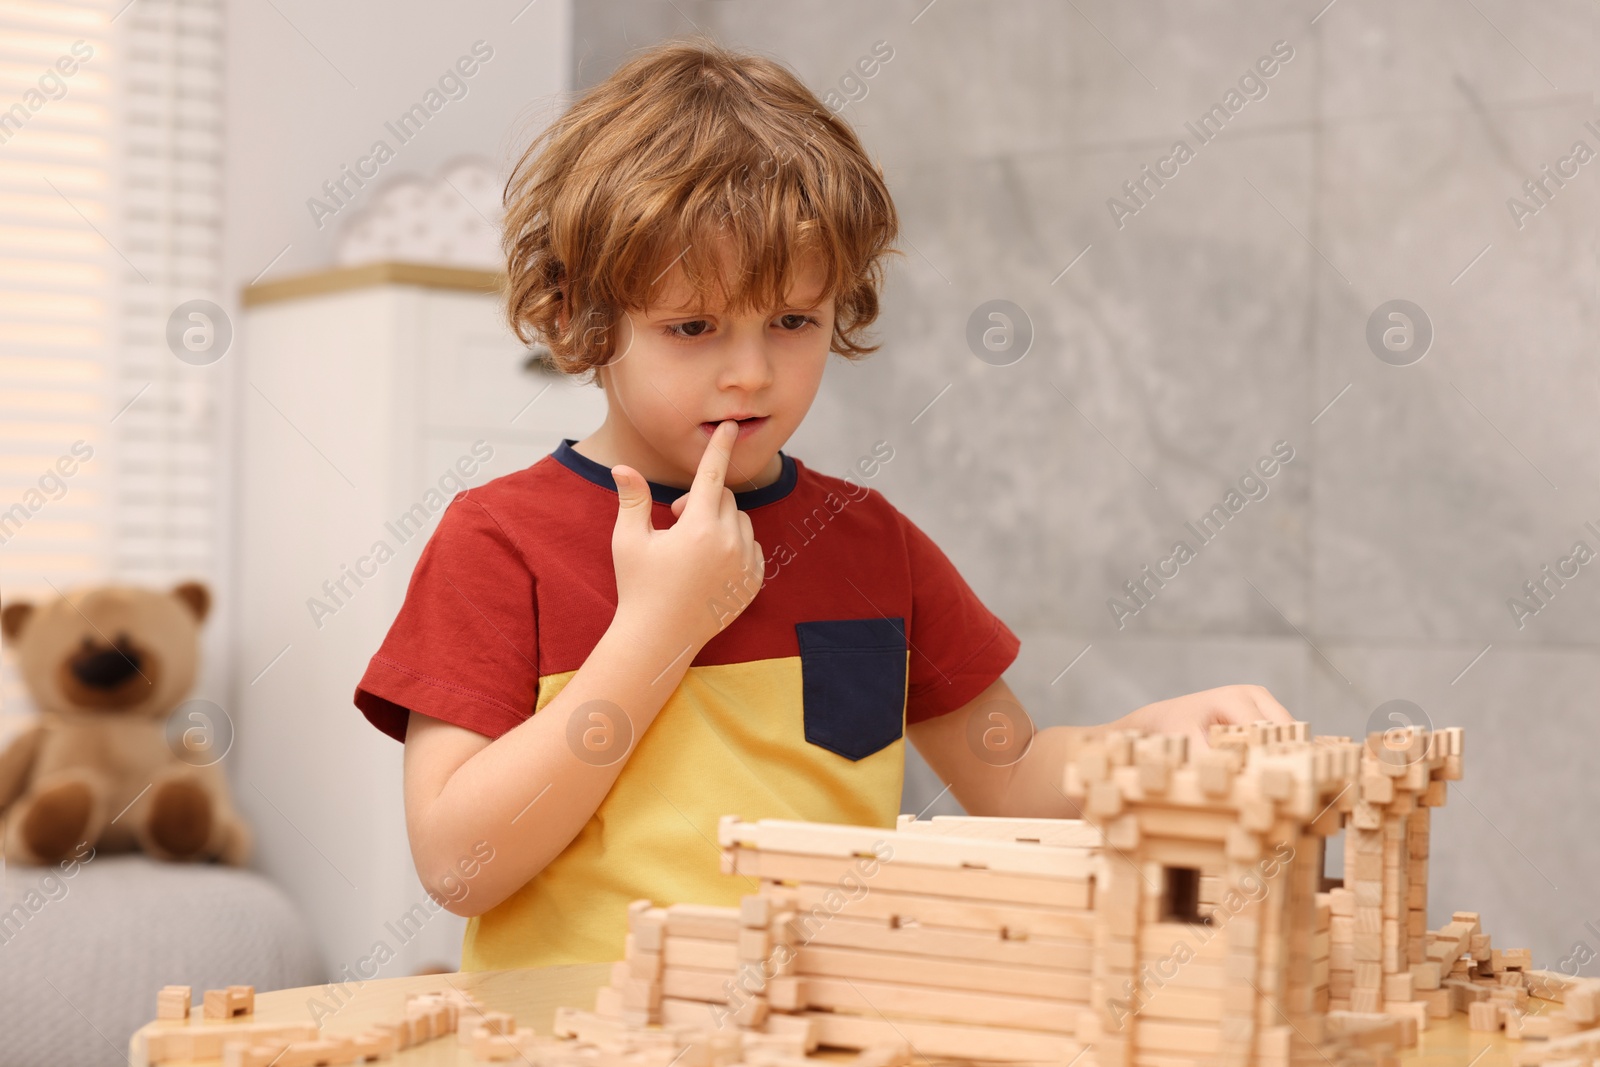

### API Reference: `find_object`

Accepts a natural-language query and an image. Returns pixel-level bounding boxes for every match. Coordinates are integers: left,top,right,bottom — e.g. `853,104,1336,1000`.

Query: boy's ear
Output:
1,602,34,643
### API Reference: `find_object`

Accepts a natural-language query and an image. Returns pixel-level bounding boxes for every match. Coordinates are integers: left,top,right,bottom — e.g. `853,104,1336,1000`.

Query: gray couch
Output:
0,854,324,1067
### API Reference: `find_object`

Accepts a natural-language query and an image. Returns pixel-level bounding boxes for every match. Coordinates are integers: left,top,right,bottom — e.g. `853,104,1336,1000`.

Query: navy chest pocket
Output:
795,617,907,762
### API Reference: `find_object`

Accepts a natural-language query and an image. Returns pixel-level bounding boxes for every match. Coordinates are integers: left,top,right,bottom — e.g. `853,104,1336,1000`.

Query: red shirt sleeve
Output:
354,493,538,743
892,502,1021,724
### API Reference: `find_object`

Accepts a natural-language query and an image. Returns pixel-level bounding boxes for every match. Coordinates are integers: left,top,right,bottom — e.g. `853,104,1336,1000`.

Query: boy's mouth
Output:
700,415,768,441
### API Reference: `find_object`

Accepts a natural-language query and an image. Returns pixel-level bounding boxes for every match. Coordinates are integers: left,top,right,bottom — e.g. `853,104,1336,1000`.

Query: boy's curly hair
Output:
502,36,900,376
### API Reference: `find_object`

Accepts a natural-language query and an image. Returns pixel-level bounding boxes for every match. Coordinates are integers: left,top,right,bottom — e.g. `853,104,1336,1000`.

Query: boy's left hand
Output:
1115,685,1293,751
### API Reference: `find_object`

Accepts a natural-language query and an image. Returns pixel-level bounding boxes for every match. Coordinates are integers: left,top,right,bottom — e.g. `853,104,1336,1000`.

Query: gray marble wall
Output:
574,2,1599,969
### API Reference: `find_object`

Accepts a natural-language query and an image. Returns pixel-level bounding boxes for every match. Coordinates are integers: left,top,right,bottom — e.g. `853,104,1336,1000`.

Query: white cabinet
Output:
234,264,605,977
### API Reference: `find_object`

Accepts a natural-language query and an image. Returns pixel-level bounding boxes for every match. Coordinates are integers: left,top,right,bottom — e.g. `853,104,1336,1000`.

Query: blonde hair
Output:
502,36,900,375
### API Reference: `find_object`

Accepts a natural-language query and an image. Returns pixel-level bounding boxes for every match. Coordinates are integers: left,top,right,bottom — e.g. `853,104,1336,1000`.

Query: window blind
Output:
0,0,223,720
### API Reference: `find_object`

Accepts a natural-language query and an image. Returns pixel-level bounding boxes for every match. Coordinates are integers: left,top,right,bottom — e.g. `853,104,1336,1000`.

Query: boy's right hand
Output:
610,421,764,654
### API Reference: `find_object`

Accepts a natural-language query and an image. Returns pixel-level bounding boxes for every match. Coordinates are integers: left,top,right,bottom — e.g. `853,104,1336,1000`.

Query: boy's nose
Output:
717,338,776,391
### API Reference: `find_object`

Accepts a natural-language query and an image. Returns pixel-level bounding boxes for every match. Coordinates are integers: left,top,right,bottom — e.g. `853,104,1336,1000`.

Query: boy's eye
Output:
664,320,712,339
777,314,819,331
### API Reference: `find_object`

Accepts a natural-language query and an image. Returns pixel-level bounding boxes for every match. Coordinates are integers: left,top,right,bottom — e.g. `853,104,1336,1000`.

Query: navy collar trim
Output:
553,439,799,510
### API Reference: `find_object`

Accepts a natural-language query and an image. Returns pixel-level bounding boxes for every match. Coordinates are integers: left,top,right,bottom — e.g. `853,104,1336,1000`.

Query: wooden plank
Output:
663,903,741,942
662,936,739,972
720,818,1093,879
1134,986,1225,1024
798,1009,1082,1062
1136,1020,1222,1054
794,944,1090,1001
658,997,729,1031
780,882,1095,941
1129,808,1246,842
1136,1055,1211,1067
730,848,1090,908
794,974,1079,1034
895,815,1104,849
660,967,734,1003
1141,962,1229,992
794,912,1092,970
1139,923,1230,962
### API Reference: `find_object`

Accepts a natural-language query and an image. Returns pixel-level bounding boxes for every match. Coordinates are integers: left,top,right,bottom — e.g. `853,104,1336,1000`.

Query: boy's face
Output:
596,252,834,490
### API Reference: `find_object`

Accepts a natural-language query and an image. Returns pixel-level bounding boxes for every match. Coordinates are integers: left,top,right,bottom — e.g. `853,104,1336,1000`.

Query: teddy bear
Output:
0,581,251,866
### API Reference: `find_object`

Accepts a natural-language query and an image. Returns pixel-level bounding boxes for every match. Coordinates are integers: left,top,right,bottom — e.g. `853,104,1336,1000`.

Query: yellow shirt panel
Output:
460,654,906,970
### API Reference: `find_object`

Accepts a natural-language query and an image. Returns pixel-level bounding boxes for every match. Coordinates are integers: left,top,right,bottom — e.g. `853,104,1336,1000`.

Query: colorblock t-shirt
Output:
354,439,1019,970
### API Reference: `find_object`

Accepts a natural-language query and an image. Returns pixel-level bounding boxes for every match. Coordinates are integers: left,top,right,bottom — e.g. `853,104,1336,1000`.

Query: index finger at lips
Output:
686,421,736,516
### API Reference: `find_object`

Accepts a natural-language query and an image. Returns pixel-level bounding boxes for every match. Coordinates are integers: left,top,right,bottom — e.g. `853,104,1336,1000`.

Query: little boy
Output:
354,38,1290,971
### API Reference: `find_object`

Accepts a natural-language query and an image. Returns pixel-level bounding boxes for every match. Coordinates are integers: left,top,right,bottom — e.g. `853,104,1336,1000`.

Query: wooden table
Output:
130,964,1522,1067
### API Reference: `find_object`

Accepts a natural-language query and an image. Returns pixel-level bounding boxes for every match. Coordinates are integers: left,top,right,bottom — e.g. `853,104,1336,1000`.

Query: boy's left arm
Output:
907,677,1294,819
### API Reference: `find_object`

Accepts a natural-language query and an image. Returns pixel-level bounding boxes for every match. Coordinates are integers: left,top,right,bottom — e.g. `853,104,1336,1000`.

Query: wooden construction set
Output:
132,721,1600,1067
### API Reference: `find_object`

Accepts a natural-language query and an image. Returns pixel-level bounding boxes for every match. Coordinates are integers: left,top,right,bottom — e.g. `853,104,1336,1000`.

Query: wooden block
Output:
767,976,804,1011
1445,979,1488,1012
850,1041,914,1067
155,985,191,1021
1410,962,1441,990
794,944,1088,1001
663,936,739,972
1137,986,1225,1025
894,814,1103,848
781,880,1093,942
629,948,664,981
1494,948,1533,972
739,926,772,960
1384,1000,1427,1034
594,985,622,1018
1490,986,1530,1011
617,979,656,1011
634,908,668,953
729,848,1092,909
477,1010,514,1036
793,912,1090,970
203,985,254,1020
735,997,770,1028
1384,973,1414,1002
721,817,1091,878
1352,989,1383,1013
472,1026,542,1062
1087,780,1124,818
1419,988,1451,1019
794,974,1079,1034
1329,888,1355,917
761,1011,819,1052
741,895,773,928
1564,984,1599,1024
665,902,742,942
659,968,724,1003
